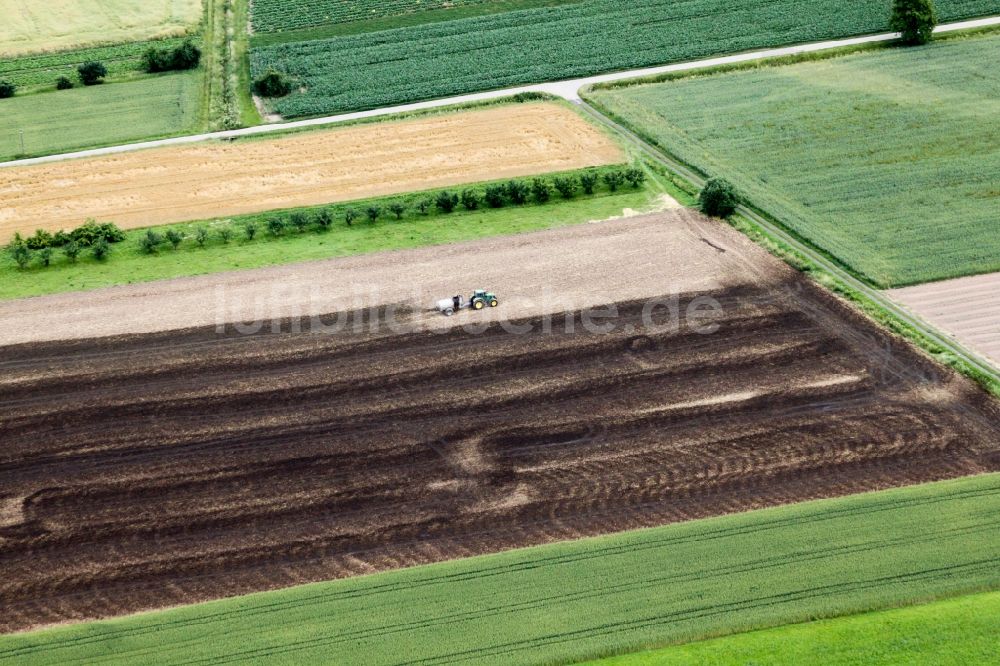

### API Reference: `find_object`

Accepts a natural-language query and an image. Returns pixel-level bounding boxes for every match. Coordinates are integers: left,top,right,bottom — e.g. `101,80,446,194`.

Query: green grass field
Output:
1,474,998,665
0,71,201,160
591,590,1000,665
248,0,997,117
0,0,202,56
586,32,1000,288
0,170,663,300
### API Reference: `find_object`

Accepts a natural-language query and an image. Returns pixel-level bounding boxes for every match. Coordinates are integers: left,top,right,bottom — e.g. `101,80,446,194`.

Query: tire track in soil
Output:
0,280,998,633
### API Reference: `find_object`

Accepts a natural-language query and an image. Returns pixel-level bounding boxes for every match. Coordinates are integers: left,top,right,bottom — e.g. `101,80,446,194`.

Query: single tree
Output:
389,202,406,220
172,40,202,70
345,208,358,226
484,184,506,208
218,226,234,243
266,218,285,236
141,230,164,254
195,227,209,247
436,191,459,213
56,76,74,90
244,221,258,240
624,167,646,188
530,178,551,203
699,178,739,218
10,241,31,269
505,180,529,205
91,237,110,261
460,189,479,211
290,212,309,233
579,171,599,195
165,229,184,250
63,240,81,263
77,61,107,86
253,70,292,97
365,206,381,224
0,80,15,98
603,171,625,192
890,0,937,45
38,247,53,267
553,177,576,199
315,210,333,230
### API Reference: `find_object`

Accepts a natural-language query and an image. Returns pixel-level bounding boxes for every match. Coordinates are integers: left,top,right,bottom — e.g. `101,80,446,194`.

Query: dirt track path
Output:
0,211,765,346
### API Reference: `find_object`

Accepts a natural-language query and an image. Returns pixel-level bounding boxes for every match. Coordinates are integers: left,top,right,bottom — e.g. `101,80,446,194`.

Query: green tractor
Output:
437,289,500,316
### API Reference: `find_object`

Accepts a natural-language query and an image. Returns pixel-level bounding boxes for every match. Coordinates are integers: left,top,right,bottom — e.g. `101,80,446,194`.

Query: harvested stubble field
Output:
0,103,622,241
1,213,998,633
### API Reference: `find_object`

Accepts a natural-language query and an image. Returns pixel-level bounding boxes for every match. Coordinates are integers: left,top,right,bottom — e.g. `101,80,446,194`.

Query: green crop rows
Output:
251,0,495,33
0,72,201,161
2,474,999,665
0,38,187,90
249,0,997,117
587,32,1000,287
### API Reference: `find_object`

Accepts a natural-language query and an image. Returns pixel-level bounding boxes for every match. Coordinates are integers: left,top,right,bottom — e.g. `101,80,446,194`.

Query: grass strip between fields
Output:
588,588,1000,665
0,164,668,300
1,473,998,665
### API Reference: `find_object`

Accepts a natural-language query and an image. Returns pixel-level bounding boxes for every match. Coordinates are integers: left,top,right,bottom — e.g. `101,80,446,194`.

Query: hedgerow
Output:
250,0,996,117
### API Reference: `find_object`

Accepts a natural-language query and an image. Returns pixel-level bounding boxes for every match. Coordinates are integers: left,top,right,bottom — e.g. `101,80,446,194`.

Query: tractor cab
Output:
470,289,499,311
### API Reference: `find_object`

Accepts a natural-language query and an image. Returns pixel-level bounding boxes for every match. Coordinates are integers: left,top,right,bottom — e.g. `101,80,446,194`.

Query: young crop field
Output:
0,0,202,56
0,37,188,91
0,72,201,162
248,0,998,117
586,32,1000,288
1,470,998,664
591,590,1000,666
0,213,998,640
0,102,623,237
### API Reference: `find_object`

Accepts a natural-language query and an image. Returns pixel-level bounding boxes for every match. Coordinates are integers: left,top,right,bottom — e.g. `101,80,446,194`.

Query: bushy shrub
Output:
144,40,202,73
254,70,292,97
63,241,81,262
315,210,333,229
345,208,358,225
218,226,234,243
512,91,547,103
624,167,646,188
553,177,575,199
417,198,432,215
580,171,598,195
505,180,529,205
51,230,73,247
461,189,479,211
195,227,209,247
290,212,309,232
38,247,53,267
484,184,505,208
891,0,937,45
0,80,15,98
699,177,739,218
78,61,107,86
10,239,31,269
91,237,110,261
266,217,285,236
365,206,381,223
388,202,406,219
531,178,550,203
56,76,74,90
172,40,202,70
70,220,124,246
26,229,54,250
140,230,164,254
436,191,459,213
244,221,258,240
165,229,184,249
603,171,625,192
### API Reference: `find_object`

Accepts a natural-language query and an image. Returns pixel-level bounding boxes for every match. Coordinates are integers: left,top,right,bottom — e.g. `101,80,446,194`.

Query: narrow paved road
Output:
2,16,997,170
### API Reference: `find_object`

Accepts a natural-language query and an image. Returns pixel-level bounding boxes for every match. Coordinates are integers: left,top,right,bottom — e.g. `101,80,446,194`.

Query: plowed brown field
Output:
0,102,623,241
0,214,998,633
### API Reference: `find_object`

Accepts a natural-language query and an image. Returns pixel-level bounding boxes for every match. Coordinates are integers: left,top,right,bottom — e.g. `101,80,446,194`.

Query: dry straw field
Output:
0,103,623,240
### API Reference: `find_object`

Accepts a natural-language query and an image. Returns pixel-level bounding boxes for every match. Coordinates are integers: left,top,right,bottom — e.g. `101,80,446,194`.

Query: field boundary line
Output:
2,16,998,169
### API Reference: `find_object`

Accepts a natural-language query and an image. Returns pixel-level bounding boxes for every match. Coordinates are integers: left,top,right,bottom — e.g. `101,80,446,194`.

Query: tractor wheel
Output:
489,299,499,308
473,300,485,310
444,308,455,316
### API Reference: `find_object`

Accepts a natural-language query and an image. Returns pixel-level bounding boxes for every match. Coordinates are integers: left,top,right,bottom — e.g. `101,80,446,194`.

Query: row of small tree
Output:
8,220,126,268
